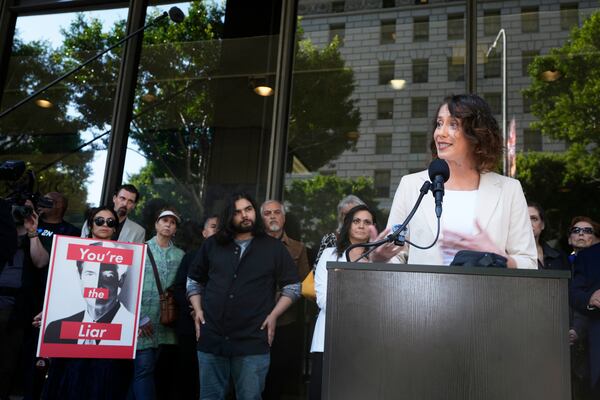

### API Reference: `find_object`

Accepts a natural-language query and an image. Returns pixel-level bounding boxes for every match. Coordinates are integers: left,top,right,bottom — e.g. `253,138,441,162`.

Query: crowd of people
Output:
1,94,599,400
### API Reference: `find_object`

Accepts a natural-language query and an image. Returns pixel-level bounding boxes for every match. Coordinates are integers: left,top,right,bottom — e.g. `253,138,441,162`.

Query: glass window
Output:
522,7,539,33
329,23,345,45
560,4,579,31
523,129,542,151
411,97,428,118
374,170,391,197
379,61,395,85
413,17,429,42
484,52,501,79
522,50,540,77
377,99,394,119
447,13,464,40
122,1,277,225
410,132,428,154
484,92,501,115
381,19,396,44
447,56,465,82
332,1,345,13
375,134,392,154
483,10,501,36
0,7,129,224
382,0,395,8
412,58,429,83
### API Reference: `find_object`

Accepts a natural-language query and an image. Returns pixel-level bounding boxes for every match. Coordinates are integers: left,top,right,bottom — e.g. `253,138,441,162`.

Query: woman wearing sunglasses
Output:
43,205,132,400
309,204,376,400
87,206,119,240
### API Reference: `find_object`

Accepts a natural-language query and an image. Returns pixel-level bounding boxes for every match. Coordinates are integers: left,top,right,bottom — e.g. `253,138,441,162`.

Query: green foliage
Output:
289,34,361,171
517,152,600,245
0,38,91,218
284,174,382,248
523,10,600,175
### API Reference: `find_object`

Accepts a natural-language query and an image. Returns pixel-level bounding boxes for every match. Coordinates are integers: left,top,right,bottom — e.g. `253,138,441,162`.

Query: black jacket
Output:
188,234,299,356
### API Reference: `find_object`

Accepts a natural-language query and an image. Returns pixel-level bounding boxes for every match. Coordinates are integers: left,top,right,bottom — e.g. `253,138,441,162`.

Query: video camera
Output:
0,160,53,224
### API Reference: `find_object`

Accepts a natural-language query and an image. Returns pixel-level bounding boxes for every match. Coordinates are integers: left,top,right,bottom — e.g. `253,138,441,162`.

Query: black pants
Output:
308,352,323,400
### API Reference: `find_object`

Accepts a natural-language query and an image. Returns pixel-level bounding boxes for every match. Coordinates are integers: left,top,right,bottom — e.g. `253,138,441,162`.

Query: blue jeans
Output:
197,351,270,400
131,348,157,400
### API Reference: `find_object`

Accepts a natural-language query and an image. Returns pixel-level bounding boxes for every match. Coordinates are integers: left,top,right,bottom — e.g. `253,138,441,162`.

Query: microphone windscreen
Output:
169,7,185,23
428,158,450,182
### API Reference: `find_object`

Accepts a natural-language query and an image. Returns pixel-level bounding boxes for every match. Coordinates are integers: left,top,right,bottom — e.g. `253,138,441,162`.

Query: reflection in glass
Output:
0,8,128,224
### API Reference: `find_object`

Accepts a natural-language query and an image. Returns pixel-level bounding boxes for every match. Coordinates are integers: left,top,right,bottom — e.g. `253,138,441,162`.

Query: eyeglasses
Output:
570,227,594,235
352,218,373,226
94,217,117,228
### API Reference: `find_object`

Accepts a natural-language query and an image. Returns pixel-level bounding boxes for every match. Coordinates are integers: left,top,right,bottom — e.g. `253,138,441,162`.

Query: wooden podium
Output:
322,263,571,400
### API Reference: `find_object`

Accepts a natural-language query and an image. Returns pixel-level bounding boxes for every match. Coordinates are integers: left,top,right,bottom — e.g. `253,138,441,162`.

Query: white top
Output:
440,190,478,265
310,247,343,353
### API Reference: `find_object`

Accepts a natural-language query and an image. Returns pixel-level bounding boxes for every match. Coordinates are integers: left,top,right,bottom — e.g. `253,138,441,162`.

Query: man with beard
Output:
260,199,309,400
43,243,134,345
187,193,301,400
81,184,145,243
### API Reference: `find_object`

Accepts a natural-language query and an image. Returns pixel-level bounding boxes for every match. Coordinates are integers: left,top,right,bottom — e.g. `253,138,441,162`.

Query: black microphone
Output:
0,7,185,119
428,158,450,218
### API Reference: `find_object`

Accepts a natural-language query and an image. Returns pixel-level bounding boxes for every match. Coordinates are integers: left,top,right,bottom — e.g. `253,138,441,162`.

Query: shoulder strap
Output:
146,246,164,295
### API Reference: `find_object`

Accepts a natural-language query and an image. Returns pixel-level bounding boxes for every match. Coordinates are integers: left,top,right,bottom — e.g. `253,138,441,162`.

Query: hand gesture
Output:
369,226,404,263
194,308,205,341
261,313,277,346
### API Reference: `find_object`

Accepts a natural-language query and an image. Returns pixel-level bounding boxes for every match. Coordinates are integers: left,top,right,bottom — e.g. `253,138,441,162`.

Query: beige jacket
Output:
386,170,537,269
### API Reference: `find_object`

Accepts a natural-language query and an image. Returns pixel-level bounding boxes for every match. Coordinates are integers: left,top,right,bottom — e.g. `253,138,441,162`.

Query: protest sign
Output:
37,235,145,359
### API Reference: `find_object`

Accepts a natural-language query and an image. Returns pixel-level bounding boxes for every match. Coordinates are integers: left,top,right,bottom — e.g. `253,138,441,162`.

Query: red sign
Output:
83,287,109,299
60,321,123,341
66,243,134,265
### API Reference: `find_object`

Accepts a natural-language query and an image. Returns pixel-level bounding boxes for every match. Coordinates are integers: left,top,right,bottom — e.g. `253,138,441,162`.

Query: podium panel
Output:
322,263,570,400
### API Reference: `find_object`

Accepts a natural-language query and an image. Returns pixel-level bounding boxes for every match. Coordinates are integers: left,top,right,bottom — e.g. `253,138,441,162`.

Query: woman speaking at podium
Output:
374,94,536,269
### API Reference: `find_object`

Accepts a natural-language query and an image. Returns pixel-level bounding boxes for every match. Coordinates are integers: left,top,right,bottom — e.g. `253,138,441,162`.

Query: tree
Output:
284,175,381,249
0,38,91,217
523,10,600,182
517,152,600,248
288,31,361,171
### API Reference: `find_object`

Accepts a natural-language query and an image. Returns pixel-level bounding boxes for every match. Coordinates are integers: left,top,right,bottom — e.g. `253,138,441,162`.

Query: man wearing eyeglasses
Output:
260,200,310,400
570,216,600,396
81,184,146,244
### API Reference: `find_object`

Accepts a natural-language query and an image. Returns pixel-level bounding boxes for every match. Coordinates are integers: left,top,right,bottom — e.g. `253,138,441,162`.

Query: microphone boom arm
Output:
345,181,431,262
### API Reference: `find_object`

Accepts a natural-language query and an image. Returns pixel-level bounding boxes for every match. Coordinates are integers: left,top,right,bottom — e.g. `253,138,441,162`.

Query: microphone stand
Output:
345,181,432,262
0,9,176,119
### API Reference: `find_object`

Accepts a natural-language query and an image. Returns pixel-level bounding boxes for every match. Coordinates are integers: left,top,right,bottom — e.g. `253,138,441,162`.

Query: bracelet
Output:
27,231,39,238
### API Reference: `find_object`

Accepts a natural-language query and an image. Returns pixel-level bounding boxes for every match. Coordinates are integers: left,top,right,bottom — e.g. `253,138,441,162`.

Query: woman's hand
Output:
439,221,515,267
368,226,404,263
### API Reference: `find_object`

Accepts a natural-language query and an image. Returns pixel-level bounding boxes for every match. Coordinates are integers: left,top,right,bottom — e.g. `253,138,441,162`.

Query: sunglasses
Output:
94,217,117,228
570,227,594,235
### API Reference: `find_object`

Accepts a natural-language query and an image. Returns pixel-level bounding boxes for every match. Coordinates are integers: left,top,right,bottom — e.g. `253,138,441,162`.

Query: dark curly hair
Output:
336,204,376,258
429,94,503,172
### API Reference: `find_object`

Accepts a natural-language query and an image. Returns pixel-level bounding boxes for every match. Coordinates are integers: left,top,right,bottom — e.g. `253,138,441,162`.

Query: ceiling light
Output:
35,99,53,108
540,70,561,82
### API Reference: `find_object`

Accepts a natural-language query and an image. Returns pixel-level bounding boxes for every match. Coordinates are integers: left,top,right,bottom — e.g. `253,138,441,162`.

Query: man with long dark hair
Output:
187,192,301,400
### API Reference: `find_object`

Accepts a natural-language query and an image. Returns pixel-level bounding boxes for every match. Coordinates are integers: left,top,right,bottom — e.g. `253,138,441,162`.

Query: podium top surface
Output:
326,261,571,279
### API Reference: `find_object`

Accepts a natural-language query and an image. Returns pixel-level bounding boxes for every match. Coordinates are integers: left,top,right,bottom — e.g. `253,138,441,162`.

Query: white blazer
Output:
387,170,537,269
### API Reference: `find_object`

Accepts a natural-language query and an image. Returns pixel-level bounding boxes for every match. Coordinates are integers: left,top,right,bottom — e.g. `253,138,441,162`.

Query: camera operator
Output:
37,192,81,254
0,199,49,399
0,198,17,273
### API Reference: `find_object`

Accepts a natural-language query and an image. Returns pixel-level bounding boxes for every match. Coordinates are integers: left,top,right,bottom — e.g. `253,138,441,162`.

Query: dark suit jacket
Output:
570,242,600,387
43,303,122,344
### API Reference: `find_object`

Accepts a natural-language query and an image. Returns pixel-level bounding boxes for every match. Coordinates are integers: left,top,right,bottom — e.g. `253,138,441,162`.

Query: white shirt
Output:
440,190,478,265
310,247,343,353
